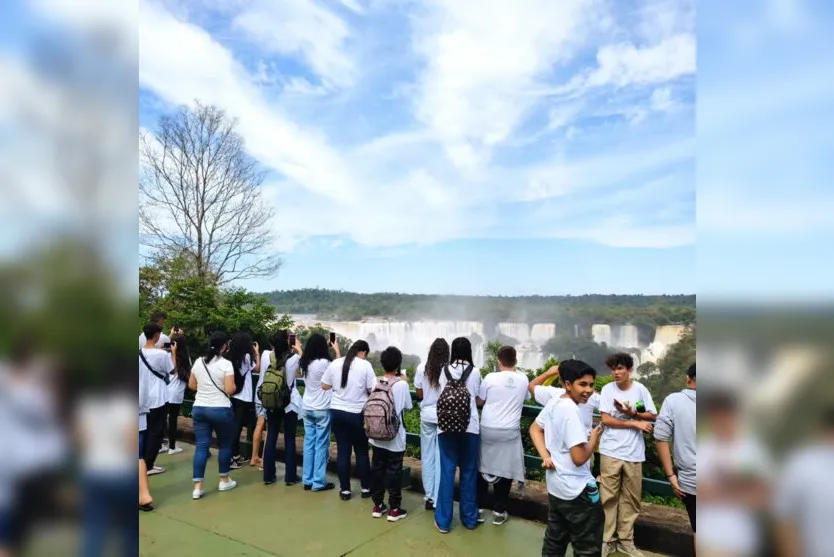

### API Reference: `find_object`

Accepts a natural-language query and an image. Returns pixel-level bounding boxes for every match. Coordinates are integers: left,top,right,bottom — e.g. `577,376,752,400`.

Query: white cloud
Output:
232,0,356,89
582,34,695,89
138,0,695,254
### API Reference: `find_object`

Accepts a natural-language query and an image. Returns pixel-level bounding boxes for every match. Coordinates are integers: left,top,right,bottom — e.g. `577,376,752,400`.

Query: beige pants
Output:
599,455,642,543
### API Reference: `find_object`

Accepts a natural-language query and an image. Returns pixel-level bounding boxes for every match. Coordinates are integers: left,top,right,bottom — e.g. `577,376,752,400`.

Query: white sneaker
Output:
218,479,237,492
147,466,166,476
492,511,509,525
167,447,184,455
192,488,205,500
601,542,618,557
477,509,486,523
158,445,169,454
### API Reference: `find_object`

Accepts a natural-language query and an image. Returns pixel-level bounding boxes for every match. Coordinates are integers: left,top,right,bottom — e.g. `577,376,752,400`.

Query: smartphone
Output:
329,332,336,344
163,341,172,350
289,333,297,347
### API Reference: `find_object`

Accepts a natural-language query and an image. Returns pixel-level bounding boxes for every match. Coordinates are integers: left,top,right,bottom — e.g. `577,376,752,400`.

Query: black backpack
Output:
436,364,474,433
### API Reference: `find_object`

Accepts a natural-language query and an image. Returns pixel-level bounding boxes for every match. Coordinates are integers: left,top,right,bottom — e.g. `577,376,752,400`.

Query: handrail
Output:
181,375,674,498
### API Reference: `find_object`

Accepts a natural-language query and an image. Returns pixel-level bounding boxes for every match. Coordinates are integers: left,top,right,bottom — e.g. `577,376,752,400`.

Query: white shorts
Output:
255,403,267,419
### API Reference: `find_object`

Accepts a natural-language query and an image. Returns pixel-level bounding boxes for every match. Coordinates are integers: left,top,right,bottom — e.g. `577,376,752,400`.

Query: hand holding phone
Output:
288,333,297,349
329,332,336,345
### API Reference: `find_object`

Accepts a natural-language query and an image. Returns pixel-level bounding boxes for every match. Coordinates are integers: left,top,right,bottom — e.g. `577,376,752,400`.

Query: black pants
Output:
683,493,696,532
166,402,181,450
144,405,167,469
542,489,604,557
371,446,405,509
331,409,370,492
231,398,254,457
477,475,513,514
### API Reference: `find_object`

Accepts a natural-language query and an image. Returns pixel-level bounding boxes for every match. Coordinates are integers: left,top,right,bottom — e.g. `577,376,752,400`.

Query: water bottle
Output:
587,479,600,504
635,401,645,413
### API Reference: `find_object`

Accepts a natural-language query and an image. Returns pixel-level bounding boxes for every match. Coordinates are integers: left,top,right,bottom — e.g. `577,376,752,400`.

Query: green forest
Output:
265,288,695,345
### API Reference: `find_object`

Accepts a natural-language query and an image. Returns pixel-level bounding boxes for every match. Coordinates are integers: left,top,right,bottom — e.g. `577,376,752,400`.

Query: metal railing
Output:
181,376,673,498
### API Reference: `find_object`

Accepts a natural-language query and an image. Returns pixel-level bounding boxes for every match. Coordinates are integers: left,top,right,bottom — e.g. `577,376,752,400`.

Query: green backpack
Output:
258,352,291,412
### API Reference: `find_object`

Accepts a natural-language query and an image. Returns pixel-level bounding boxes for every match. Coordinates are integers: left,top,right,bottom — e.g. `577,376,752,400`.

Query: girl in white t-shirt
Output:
414,337,449,510
188,332,237,499
261,330,303,486
435,337,482,534
163,333,191,456
299,333,339,491
322,339,376,500
229,332,260,469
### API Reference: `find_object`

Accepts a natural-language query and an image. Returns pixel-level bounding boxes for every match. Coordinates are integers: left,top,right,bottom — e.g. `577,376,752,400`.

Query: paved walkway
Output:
140,445,666,557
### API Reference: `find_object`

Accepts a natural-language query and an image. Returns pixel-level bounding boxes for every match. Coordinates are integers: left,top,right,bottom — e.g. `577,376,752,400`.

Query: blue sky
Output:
137,0,699,295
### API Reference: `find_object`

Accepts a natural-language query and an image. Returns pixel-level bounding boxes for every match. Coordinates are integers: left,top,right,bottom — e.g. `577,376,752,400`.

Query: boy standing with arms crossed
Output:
530,360,604,557
598,353,657,557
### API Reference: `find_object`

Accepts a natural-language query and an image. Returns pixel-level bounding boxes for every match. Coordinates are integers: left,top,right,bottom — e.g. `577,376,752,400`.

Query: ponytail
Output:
425,337,450,388
204,331,229,365
341,340,370,389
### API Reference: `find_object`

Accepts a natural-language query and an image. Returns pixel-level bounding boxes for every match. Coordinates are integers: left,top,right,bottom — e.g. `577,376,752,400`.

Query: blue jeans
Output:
436,432,480,531
82,474,136,557
264,410,299,483
421,420,440,503
330,409,371,492
303,409,332,489
192,406,235,481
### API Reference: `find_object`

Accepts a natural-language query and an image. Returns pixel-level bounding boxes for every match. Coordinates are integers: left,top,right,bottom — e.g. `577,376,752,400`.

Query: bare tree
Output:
140,102,280,284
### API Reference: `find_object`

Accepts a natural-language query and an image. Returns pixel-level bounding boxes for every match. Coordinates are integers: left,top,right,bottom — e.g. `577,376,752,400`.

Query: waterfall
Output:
591,324,612,346
530,323,556,344
614,325,640,348
495,322,530,343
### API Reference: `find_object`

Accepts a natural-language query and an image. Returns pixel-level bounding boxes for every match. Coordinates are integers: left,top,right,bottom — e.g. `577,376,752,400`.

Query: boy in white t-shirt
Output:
529,364,601,437
598,353,657,557
369,346,413,522
530,360,604,557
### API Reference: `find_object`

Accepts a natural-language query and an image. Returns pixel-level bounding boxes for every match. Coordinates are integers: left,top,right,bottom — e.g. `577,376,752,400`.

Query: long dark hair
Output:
300,333,332,375
229,332,256,375
270,330,291,361
171,333,191,381
341,339,370,389
425,337,450,388
450,337,473,366
204,331,229,364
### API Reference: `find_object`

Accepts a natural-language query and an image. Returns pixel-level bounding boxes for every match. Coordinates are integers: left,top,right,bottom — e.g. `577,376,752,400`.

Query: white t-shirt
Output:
598,381,657,462
773,444,834,557
192,356,234,408
413,363,443,424
139,332,170,349
534,386,600,435
437,363,482,435
478,371,530,429
139,347,174,410
232,354,255,403
77,394,135,474
139,353,150,429
322,357,377,413
535,397,593,500
301,358,333,412
166,359,189,405
699,434,772,555
369,377,414,453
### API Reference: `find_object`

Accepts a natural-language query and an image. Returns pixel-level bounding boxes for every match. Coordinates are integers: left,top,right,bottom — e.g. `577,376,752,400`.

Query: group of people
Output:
138,311,697,556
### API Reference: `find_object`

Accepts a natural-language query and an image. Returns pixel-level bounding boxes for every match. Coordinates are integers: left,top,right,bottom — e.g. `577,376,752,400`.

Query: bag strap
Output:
202,358,230,400
442,365,453,382
139,349,171,385
460,363,474,383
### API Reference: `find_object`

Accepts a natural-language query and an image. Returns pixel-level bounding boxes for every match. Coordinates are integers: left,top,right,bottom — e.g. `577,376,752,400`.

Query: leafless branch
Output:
140,102,281,284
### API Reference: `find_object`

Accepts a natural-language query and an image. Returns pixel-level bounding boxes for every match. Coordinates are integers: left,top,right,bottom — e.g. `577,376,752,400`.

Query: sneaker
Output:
617,541,646,557
601,542,618,557
285,479,301,487
158,444,169,453
387,508,407,522
340,490,352,501
361,489,372,499
304,484,312,491
167,447,184,456
229,457,243,470
492,511,509,525
372,503,388,518
434,521,449,534
477,509,486,523
192,488,205,500
218,479,237,492
425,499,435,511
147,466,165,476
313,482,335,492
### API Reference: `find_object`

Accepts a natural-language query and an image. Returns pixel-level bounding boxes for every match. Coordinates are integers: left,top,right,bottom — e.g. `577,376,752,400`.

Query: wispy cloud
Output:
138,0,695,253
